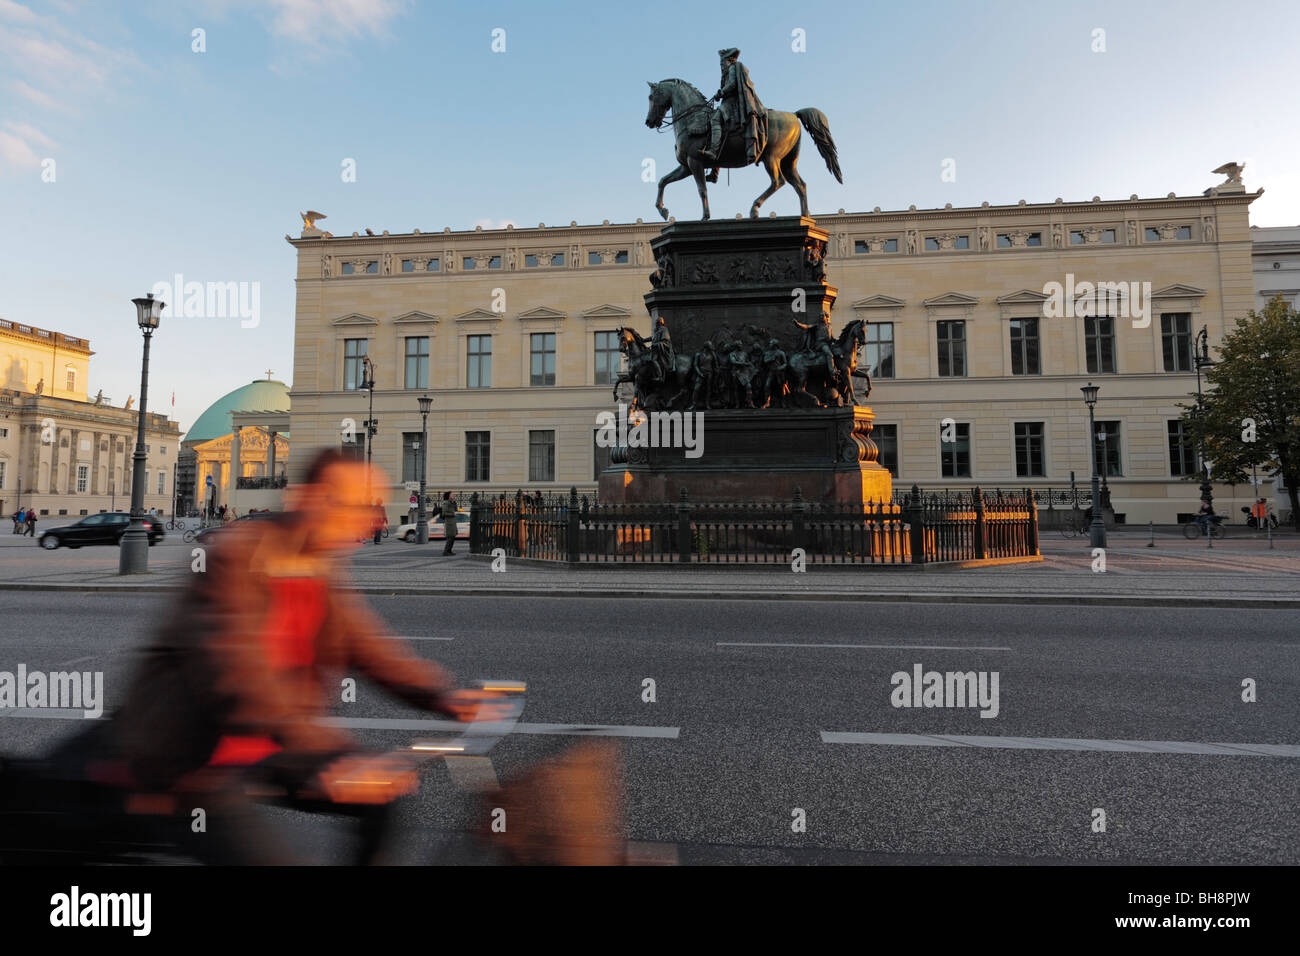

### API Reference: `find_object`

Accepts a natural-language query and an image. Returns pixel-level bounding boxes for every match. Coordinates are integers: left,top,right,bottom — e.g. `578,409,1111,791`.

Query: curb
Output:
1,581,1298,609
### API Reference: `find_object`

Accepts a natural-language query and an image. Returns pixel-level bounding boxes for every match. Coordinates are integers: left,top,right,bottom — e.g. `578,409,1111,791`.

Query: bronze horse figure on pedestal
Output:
645,78,843,221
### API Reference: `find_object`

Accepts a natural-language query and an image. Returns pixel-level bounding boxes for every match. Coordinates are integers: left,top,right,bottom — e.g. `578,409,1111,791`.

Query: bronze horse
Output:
645,78,843,221
612,326,693,410
786,317,871,407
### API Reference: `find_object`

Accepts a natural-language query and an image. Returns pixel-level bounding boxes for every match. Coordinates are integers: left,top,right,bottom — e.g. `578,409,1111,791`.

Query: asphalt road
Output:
0,591,1296,864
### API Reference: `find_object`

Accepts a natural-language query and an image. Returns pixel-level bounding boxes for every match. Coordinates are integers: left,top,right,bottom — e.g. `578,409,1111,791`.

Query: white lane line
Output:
820,731,1300,758
719,642,1013,651
392,636,454,641
320,715,679,739
444,755,499,791
0,708,92,720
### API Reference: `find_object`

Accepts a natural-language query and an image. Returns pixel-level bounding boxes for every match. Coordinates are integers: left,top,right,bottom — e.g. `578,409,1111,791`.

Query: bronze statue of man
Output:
794,315,835,378
702,47,766,165
649,315,674,385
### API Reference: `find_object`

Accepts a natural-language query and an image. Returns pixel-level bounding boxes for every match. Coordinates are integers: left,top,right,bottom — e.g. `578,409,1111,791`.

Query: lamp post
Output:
1081,382,1106,548
1193,326,1216,517
119,293,164,574
360,354,377,503
416,394,432,544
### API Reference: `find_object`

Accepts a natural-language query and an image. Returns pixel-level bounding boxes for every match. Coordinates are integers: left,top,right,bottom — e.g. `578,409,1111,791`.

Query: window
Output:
0,427,7,438
467,335,492,388
341,262,355,275
1101,229,1116,243
488,255,501,269
925,237,939,251
402,432,422,484
463,257,476,270
77,465,89,493
365,261,378,274
465,432,490,481
66,368,75,390
1167,420,1196,476
854,240,869,254
1014,422,1045,477
594,331,621,385
873,424,898,476
525,254,540,267
1145,227,1160,241
615,250,629,263
404,336,430,389
955,236,969,250
926,236,970,251
593,429,613,480
0,461,6,489
1070,231,1085,245
1025,232,1042,247
1176,226,1192,240
936,320,966,377
1009,318,1040,375
427,258,440,271
157,471,165,495
528,430,555,482
588,252,602,265
401,259,415,273
863,322,894,378
996,234,1012,248
551,253,565,267
160,445,167,455
530,333,556,386
940,422,971,478
1084,317,1115,373
882,239,898,252
341,436,364,462
1160,313,1193,372
1094,421,1122,477
343,338,368,390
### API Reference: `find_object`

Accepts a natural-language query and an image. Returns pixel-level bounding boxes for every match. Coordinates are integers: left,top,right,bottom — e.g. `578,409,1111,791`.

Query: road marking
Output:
0,709,91,720
392,636,454,641
719,642,1013,651
444,755,499,790
820,731,1300,757
320,716,679,739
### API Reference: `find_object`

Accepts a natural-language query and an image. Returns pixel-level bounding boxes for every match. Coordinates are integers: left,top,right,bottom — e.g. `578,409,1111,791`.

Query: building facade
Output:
286,173,1263,523
179,378,291,516
0,319,181,520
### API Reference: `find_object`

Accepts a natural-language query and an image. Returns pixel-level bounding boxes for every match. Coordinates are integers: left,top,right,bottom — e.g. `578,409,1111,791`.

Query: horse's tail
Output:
795,108,843,184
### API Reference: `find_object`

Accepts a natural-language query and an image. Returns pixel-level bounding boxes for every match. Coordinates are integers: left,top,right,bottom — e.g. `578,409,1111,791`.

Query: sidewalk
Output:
2,530,1297,607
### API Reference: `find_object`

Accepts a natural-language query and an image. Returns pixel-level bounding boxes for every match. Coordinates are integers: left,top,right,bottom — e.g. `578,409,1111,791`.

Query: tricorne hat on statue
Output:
718,47,740,60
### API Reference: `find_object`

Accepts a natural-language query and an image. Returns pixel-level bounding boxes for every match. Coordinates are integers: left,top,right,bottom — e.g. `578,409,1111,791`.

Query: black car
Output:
39,512,164,550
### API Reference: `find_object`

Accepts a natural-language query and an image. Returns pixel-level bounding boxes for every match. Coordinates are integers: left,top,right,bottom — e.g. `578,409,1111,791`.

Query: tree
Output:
1179,295,1300,526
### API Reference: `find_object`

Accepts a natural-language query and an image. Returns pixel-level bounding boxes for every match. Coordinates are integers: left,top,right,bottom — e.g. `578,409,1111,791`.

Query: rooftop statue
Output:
645,48,843,221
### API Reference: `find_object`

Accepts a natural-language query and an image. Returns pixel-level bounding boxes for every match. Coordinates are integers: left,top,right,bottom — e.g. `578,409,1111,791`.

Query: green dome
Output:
185,379,290,443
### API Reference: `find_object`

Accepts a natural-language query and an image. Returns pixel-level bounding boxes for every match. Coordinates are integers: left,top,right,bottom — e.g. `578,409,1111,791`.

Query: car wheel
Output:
40,535,59,550
404,531,415,542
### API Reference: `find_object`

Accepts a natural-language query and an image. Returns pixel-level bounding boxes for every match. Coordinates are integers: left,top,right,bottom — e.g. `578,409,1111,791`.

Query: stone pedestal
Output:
600,405,892,506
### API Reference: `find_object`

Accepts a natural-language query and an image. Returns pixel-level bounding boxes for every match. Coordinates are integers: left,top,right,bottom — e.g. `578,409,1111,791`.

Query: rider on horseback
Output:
702,48,766,166
649,315,674,385
793,314,836,379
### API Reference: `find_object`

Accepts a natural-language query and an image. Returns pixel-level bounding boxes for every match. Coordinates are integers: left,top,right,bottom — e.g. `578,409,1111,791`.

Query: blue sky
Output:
3,0,1298,434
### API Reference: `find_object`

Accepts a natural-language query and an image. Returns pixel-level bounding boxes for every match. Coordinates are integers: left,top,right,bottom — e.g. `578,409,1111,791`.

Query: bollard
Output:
1147,520,1155,548
1267,519,1274,550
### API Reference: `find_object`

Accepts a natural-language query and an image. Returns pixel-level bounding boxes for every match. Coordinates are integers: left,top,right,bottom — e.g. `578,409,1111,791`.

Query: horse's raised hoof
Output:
749,207,760,219
701,212,710,221
657,206,669,221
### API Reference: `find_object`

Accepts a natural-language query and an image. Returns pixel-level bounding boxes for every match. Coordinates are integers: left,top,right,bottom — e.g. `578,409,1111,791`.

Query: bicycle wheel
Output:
1182,522,1200,540
182,529,196,543
1211,523,1225,539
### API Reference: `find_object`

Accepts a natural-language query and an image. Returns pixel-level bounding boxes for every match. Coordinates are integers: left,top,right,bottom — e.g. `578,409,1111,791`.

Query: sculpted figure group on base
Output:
613,314,870,412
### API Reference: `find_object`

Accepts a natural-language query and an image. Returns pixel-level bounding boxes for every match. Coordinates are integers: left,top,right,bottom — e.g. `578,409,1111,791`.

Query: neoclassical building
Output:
0,318,180,519
285,170,1265,523
180,378,290,515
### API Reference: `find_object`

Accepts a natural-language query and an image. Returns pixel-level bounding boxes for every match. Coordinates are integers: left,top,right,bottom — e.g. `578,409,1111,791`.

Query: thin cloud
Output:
265,0,408,50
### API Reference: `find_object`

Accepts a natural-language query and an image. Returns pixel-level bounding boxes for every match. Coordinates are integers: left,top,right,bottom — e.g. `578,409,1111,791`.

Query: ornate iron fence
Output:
470,485,1037,566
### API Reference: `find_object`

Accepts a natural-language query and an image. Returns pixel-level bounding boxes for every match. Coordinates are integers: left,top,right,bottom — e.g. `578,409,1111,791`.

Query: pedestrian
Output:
372,499,386,545
25,510,36,537
12,509,22,534
439,491,458,555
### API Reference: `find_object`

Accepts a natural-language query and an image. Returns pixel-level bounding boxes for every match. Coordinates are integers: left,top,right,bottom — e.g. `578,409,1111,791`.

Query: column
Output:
267,429,277,484
229,428,242,515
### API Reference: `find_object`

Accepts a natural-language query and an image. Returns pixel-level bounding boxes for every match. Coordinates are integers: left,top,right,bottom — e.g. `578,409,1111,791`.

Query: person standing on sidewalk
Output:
12,509,23,534
439,492,458,555
25,510,36,537
371,499,386,545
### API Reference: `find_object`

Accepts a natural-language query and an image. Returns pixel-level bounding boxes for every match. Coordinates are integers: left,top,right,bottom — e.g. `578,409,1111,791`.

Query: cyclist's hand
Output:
438,688,513,723
314,754,418,804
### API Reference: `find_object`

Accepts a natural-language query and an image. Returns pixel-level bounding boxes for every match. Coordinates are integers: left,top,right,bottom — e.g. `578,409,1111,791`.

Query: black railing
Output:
470,485,1037,566
236,475,287,490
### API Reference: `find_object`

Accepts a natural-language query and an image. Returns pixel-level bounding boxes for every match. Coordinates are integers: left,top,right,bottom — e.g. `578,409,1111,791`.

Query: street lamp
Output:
360,354,377,505
1193,326,1216,517
416,393,432,544
1081,382,1106,548
119,292,164,574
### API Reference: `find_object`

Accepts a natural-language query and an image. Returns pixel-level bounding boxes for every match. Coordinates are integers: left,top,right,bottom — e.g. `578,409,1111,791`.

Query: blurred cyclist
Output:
97,448,496,863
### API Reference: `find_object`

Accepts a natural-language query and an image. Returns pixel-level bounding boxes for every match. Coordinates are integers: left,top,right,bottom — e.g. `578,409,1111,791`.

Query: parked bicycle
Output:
1058,508,1090,538
1241,505,1280,530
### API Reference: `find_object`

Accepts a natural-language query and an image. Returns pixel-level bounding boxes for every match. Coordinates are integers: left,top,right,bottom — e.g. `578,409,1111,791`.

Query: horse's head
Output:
646,81,670,129
839,317,868,350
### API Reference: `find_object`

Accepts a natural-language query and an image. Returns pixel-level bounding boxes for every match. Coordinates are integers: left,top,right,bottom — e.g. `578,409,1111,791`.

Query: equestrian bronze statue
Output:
645,48,843,221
